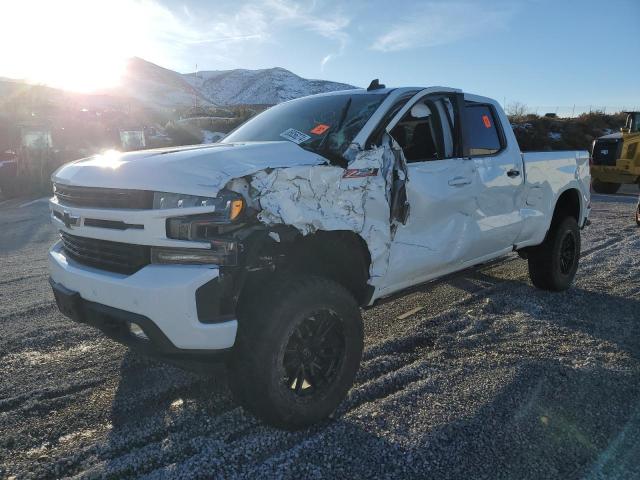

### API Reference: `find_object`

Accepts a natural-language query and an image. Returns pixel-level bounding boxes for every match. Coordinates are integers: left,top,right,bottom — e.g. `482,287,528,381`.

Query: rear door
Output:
462,97,525,256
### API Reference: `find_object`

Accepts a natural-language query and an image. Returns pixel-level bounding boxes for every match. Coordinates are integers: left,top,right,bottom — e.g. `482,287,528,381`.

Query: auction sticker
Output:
311,124,330,135
280,128,311,144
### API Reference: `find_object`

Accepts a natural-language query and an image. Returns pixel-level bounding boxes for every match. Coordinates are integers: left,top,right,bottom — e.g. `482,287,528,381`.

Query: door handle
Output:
448,176,472,186
507,169,520,178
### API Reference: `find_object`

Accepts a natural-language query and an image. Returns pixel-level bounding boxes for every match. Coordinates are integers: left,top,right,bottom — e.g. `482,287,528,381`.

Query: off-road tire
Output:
592,180,620,195
635,202,640,226
227,275,363,430
528,216,580,291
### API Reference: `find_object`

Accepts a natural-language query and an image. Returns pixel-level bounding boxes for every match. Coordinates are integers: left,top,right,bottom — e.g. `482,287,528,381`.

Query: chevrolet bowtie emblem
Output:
62,211,79,229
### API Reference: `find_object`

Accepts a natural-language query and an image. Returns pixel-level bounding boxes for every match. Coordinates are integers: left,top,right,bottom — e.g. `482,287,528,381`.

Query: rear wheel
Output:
528,216,580,291
228,275,363,429
592,180,620,194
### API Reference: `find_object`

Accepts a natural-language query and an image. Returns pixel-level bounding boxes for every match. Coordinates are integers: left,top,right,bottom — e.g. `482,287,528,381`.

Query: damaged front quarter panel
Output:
248,135,408,289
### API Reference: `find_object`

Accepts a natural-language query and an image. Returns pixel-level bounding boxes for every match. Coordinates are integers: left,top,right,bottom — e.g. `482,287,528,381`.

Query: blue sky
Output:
3,0,639,111
161,0,640,111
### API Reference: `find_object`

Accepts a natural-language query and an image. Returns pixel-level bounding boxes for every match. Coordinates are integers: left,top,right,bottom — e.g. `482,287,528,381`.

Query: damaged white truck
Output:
48,83,591,429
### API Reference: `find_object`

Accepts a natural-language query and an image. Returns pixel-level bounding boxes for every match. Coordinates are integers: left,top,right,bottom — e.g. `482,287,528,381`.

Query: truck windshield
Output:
223,92,387,165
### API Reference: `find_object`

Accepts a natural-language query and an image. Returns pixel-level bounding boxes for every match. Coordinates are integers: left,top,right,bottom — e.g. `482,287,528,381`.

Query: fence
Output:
503,102,640,118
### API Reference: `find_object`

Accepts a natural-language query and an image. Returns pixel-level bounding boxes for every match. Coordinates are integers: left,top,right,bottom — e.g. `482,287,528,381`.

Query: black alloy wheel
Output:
282,310,345,397
559,230,578,275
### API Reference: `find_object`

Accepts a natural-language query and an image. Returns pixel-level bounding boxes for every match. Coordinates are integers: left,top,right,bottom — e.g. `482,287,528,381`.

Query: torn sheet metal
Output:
250,141,399,286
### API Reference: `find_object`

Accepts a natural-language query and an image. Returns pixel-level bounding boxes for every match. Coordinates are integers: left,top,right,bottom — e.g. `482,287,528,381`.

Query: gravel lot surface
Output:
1,192,639,479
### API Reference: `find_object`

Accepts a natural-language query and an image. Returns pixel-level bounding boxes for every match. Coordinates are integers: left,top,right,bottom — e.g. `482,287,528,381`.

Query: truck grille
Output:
54,184,154,209
60,232,150,274
592,138,623,166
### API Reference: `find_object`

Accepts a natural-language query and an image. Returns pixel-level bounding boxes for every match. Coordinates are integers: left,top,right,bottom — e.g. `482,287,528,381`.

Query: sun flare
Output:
1,0,169,92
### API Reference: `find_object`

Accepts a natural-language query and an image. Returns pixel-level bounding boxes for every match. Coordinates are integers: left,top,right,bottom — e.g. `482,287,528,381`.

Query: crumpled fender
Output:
249,138,403,287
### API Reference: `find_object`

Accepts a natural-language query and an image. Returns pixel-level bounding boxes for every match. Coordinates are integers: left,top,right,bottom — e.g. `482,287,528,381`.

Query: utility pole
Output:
193,64,198,112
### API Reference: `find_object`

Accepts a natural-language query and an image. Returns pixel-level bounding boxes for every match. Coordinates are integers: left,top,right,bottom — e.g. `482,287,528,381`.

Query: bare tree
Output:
506,101,529,120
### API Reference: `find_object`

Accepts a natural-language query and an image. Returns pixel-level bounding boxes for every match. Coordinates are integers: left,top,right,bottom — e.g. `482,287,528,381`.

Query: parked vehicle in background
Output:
591,112,640,194
48,83,591,429
0,150,18,198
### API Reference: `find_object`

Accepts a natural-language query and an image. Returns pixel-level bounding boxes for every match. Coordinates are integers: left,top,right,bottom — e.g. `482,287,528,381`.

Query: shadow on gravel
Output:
462,272,640,360
394,363,640,479
101,351,234,478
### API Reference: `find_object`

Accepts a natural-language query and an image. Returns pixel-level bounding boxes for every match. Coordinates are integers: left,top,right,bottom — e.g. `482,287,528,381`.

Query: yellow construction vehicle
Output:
591,112,640,194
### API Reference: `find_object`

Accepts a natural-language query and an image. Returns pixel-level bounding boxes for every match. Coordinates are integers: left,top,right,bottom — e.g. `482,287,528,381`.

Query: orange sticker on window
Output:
482,115,492,129
311,124,330,135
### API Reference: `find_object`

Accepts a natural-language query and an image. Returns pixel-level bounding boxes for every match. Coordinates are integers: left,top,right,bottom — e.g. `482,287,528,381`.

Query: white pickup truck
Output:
48,83,591,429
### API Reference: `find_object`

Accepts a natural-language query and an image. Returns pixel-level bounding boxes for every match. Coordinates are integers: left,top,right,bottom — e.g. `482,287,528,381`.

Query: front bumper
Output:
48,241,237,354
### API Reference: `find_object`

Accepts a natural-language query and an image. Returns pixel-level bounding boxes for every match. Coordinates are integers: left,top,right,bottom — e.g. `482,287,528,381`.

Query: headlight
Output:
153,190,244,215
151,240,238,266
159,190,245,241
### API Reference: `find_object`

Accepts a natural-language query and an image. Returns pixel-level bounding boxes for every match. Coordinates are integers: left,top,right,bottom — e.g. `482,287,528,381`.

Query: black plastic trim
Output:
83,218,144,230
54,183,154,209
195,274,237,324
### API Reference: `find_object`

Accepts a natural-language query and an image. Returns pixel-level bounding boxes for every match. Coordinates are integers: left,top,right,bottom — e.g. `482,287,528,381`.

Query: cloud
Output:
174,0,351,70
0,0,352,86
371,2,515,52
244,0,350,69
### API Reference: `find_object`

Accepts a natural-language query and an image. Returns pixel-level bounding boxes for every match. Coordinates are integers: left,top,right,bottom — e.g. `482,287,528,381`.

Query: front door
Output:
380,92,482,292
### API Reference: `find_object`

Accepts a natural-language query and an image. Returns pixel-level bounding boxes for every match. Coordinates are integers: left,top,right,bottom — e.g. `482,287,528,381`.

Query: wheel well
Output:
552,188,581,225
237,229,373,308
281,230,372,305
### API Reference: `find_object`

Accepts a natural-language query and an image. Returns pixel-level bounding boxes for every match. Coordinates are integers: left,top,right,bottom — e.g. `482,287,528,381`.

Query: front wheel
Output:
635,202,640,226
528,216,581,291
228,275,363,429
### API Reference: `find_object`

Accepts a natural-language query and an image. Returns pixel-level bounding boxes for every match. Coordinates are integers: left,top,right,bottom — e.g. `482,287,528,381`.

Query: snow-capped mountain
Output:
105,58,354,108
115,57,213,108
0,58,357,111
183,66,355,106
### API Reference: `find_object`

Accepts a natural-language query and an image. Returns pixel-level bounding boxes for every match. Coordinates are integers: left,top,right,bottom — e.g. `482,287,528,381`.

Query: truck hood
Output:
52,141,327,197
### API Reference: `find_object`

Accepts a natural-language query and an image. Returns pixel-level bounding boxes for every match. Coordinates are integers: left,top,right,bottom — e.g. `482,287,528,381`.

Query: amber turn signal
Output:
229,198,244,220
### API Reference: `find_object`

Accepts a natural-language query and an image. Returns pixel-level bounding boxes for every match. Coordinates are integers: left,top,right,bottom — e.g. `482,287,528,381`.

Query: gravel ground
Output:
0,192,639,479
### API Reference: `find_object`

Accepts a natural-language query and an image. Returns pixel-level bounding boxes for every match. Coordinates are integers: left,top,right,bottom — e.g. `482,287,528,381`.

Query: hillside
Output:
109,58,354,108
0,58,356,111
114,57,212,108
184,66,354,106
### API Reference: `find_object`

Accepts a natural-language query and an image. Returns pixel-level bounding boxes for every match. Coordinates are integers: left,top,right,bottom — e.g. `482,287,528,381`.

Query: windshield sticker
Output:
482,114,492,129
280,128,311,144
310,124,330,135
